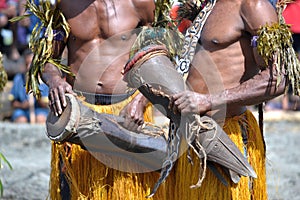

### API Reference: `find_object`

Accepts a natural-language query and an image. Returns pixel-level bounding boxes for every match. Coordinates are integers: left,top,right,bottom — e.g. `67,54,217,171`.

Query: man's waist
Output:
73,89,137,105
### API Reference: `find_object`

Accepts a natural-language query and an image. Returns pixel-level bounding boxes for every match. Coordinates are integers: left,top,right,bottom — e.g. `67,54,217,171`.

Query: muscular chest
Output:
200,1,244,49
60,0,140,41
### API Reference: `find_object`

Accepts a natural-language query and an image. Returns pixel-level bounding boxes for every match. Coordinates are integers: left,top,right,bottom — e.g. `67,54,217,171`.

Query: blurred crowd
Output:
0,0,38,62
0,0,49,123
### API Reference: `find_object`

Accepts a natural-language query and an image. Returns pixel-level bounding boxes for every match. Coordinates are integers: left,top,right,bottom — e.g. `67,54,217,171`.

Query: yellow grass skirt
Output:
174,110,267,200
50,108,266,200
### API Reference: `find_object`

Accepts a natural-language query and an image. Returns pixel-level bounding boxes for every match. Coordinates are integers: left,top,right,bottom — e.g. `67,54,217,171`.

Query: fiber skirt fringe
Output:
49,109,266,200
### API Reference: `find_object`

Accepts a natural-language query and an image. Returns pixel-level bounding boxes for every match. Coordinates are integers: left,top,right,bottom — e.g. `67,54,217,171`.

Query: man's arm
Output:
213,0,286,107
118,0,154,130
170,65,286,115
41,41,75,116
120,92,150,131
170,0,287,115
210,66,286,109
132,0,155,26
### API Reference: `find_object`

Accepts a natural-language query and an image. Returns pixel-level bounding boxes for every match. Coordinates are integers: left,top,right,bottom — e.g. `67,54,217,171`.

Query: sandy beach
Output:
0,110,300,200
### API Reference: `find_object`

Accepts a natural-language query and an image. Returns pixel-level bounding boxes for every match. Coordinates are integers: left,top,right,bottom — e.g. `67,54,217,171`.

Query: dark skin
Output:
41,0,155,130
170,0,287,120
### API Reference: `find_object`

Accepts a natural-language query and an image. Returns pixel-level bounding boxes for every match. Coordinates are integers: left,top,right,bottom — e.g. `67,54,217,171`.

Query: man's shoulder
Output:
131,0,154,7
241,0,275,11
240,0,278,33
131,0,155,13
131,0,155,23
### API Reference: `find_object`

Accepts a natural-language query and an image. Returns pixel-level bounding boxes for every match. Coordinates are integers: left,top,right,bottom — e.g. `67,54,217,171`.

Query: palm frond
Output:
11,0,71,98
257,0,300,95
0,152,13,197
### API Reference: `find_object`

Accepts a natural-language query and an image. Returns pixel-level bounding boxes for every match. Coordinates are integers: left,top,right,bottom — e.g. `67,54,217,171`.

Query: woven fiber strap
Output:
177,0,217,75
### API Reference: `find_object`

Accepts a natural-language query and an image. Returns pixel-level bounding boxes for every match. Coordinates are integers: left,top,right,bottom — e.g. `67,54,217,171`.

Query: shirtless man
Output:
172,0,285,117
39,0,161,199
43,0,155,129
169,0,288,199
31,0,294,199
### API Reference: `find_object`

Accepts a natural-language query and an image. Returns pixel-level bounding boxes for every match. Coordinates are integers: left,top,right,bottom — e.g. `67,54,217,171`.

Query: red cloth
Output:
170,5,192,34
0,0,7,9
283,0,300,33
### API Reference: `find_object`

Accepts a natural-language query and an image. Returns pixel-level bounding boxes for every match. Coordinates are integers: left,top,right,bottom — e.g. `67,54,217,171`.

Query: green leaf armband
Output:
11,0,71,98
257,22,300,95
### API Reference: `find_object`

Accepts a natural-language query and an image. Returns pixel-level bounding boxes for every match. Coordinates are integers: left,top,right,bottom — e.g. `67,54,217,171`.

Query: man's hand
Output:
21,100,30,109
119,93,148,132
170,91,211,115
12,100,30,110
47,76,76,116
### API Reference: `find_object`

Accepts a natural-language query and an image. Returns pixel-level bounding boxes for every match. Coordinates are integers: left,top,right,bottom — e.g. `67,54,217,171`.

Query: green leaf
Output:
0,179,3,197
0,152,13,170
0,152,12,197
9,14,31,23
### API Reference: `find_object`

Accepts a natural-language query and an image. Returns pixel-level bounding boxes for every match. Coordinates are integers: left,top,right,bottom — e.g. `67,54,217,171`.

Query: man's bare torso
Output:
187,0,277,117
58,0,154,94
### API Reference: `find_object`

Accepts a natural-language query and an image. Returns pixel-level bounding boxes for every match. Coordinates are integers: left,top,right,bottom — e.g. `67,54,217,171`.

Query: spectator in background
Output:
0,0,16,28
9,49,49,123
0,0,19,60
0,0,9,28
283,0,300,59
16,0,40,54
